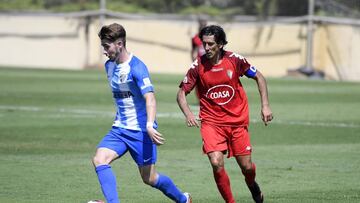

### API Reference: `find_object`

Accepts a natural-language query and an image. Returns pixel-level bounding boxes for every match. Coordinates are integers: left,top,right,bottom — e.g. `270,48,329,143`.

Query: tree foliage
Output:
0,0,359,18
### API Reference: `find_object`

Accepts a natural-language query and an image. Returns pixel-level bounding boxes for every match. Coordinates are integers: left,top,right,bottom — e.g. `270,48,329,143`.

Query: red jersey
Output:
180,51,252,126
192,34,205,57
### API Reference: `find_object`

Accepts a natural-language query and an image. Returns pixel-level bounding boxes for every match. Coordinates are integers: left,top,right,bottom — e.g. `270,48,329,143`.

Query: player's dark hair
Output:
199,25,228,46
98,23,126,46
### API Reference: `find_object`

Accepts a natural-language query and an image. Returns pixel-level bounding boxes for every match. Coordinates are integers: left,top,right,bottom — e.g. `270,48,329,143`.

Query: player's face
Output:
101,40,121,61
202,35,223,60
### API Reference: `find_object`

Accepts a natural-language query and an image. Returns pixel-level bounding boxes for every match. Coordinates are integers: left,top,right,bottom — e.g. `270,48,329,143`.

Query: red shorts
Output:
200,122,252,158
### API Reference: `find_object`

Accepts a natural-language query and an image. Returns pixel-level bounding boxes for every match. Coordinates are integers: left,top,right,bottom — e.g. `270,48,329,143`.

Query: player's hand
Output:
185,113,200,128
147,126,165,145
261,104,273,126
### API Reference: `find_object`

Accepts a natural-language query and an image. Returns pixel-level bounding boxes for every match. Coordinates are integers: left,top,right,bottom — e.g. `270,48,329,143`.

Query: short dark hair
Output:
199,25,228,46
98,23,126,45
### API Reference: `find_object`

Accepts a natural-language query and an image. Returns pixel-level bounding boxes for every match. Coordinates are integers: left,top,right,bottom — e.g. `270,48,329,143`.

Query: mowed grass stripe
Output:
0,67,359,202
1,105,359,128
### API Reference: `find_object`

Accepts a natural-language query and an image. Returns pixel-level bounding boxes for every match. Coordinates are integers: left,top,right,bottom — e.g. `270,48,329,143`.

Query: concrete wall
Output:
317,25,360,81
0,15,87,70
96,19,308,78
0,14,359,81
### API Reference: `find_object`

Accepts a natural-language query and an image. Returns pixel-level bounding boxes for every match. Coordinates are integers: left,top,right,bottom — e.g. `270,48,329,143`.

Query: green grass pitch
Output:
0,67,359,202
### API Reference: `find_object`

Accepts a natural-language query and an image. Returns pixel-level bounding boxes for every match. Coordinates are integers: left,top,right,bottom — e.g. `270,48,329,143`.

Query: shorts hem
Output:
137,161,156,167
232,152,252,157
203,148,228,155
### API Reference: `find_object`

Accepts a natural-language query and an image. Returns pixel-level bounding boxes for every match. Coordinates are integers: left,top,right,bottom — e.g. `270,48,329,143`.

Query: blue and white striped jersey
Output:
104,54,157,132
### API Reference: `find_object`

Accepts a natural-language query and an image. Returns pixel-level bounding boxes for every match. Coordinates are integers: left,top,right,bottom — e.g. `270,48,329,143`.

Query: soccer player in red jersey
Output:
191,18,207,102
177,25,273,203
191,18,207,61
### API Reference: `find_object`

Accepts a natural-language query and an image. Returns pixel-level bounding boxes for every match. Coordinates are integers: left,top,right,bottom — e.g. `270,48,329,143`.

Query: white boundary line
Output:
1,105,359,128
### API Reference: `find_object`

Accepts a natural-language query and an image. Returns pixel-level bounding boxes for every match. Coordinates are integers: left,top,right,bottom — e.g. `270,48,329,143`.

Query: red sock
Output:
241,162,256,186
213,168,236,203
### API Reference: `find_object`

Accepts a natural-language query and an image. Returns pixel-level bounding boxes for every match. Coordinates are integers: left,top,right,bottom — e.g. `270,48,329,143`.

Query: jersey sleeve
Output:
132,61,154,95
104,60,112,74
179,59,199,95
229,52,255,77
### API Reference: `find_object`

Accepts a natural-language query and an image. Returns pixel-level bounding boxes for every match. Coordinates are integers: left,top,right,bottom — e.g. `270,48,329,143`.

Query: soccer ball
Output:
87,200,104,203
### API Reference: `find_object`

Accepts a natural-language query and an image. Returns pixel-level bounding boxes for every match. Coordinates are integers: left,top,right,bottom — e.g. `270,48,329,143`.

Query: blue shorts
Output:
97,127,157,166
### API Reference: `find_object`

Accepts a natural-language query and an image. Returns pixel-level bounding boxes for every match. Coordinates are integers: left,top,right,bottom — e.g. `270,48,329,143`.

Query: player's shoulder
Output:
105,59,113,66
129,55,150,77
104,59,115,73
224,51,246,60
224,51,249,67
129,55,146,67
189,56,204,70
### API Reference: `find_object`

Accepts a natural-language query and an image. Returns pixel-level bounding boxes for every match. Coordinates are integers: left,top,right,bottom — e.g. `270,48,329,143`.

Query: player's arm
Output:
144,92,165,145
251,70,273,126
176,88,200,128
234,53,273,125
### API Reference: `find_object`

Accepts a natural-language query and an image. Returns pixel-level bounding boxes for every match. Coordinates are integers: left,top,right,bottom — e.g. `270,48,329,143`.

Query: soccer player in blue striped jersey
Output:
92,23,191,203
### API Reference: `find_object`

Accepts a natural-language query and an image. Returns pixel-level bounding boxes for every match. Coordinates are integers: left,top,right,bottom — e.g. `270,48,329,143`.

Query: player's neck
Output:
116,49,130,64
210,52,223,65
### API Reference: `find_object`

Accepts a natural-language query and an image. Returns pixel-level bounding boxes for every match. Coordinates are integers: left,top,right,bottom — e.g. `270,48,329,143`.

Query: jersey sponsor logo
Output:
113,91,133,98
205,84,235,105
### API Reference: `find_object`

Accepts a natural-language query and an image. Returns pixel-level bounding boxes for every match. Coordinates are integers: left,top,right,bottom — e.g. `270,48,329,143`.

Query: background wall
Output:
0,14,359,81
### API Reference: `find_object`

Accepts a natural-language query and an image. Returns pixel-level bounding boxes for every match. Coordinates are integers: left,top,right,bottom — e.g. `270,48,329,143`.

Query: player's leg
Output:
138,164,190,203
124,129,190,203
208,151,236,203
235,155,263,203
235,155,254,185
201,123,235,203
93,148,121,203
231,127,263,203
92,128,128,203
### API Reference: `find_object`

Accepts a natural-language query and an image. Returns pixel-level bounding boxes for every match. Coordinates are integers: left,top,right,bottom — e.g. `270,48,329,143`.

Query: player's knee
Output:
92,155,101,166
210,158,224,171
92,155,109,166
142,178,152,186
241,162,253,172
142,175,157,186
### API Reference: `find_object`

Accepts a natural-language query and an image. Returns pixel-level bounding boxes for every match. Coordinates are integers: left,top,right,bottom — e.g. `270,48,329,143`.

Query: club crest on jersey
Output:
119,74,128,83
227,70,233,79
205,84,235,105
